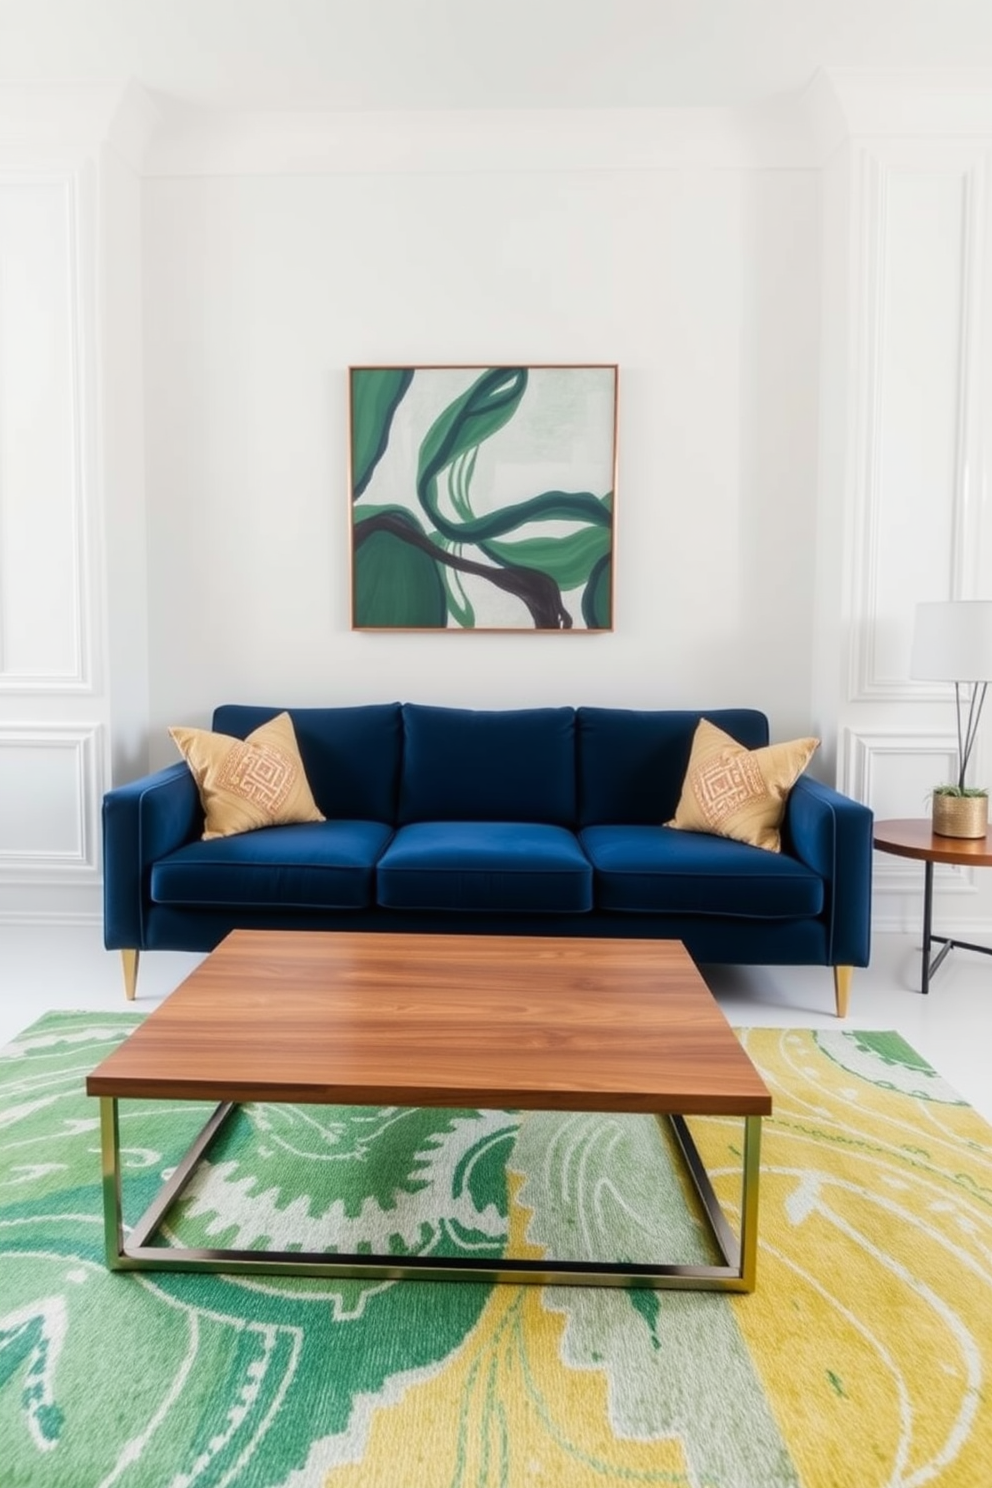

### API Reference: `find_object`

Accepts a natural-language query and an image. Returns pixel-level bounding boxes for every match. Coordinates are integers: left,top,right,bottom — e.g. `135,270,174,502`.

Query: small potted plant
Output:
931,781,989,839
930,690,989,838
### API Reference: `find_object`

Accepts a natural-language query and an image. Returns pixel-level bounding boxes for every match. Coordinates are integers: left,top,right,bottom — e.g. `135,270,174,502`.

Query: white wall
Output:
808,73,992,937
2,78,992,944
832,137,992,935
0,166,105,920
141,157,821,764
0,86,151,921
99,139,151,786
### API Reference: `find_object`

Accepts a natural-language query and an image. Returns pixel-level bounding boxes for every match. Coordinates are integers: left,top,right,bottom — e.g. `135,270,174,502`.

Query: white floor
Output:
1,923,990,1122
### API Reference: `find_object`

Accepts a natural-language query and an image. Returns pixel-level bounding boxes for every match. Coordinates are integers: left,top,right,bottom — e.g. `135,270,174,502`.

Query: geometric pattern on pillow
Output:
693,747,766,827
666,717,818,853
218,742,291,810
169,711,325,841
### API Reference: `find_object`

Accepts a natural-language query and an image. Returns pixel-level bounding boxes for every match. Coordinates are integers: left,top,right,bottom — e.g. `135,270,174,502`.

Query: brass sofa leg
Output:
121,949,140,1002
833,965,852,1018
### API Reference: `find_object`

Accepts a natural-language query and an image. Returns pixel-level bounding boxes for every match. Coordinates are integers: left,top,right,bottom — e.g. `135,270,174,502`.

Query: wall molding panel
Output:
847,147,887,703
0,170,93,694
0,161,105,922
843,725,958,803
834,131,992,937
0,908,100,925
845,727,977,902
844,723,975,940
0,724,102,880
954,152,989,599
848,148,988,704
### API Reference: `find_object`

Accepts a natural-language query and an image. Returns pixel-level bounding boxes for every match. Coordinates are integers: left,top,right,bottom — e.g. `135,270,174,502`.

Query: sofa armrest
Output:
784,776,873,967
103,763,202,949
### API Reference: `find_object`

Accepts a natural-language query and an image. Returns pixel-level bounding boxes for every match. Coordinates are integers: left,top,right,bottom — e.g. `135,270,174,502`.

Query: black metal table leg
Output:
920,857,992,993
874,822,992,996
921,860,933,994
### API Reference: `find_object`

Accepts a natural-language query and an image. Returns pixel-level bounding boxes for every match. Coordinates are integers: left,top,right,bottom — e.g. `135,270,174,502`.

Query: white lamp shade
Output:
911,601,992,682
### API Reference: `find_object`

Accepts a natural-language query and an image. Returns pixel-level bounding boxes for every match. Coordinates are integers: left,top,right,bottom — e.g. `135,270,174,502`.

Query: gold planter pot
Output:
932,792,990,839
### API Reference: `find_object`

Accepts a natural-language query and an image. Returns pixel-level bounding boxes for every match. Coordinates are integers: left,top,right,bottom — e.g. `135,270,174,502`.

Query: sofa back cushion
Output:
577,707,770,826
398,704,577,825
211,704,403,822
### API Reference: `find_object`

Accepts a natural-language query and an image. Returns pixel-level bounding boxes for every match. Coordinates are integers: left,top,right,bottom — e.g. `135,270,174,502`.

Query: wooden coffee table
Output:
87,930,771,1291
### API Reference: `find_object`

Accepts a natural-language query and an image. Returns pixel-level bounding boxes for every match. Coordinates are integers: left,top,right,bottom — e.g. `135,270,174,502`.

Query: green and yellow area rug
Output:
2,1013,991,1487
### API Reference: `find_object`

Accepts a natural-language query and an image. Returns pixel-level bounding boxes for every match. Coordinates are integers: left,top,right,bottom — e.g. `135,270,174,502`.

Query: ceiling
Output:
2,0,992,112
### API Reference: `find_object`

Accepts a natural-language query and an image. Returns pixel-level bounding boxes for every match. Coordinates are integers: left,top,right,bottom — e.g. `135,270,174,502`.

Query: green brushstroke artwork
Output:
350,365,617,630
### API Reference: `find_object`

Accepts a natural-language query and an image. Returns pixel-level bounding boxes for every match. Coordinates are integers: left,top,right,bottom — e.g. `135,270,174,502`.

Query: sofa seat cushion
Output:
580,825,824,919
376,823,593,913
151,821,393,911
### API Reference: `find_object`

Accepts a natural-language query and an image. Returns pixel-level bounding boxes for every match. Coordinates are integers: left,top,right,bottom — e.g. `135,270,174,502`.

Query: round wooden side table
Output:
872,818,992,994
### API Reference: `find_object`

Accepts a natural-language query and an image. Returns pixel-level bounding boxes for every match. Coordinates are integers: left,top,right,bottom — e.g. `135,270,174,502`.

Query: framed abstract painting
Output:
349,364,618,631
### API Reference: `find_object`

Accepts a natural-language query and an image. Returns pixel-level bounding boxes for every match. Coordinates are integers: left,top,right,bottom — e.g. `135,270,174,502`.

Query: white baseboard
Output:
873,911,992,938
0,882,102,923
0,909,102,926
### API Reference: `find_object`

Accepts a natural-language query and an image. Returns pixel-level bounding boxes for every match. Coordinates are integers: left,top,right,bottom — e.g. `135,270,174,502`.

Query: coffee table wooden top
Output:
87,931,771,1117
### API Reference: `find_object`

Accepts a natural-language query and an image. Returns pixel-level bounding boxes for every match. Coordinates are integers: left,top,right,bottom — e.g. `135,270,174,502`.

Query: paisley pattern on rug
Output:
1,1015,990,1487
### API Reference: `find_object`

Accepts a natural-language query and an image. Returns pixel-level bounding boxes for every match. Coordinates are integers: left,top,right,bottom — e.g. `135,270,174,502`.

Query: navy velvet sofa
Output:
103,702,873,1014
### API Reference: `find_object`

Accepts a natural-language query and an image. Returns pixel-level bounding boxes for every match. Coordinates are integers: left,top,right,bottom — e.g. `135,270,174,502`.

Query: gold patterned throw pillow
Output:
666,718,819,853
169,712,325,840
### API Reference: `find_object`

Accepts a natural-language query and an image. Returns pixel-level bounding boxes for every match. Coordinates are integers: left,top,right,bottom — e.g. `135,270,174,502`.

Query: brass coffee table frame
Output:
98,1096,762,1291
89,930,770,1292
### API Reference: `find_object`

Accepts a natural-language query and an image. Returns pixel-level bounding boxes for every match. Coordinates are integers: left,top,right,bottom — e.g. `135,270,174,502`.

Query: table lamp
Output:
910,600,992,837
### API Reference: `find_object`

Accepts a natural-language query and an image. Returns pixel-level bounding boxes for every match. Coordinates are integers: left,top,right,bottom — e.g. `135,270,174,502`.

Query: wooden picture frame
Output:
349,364,618,631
